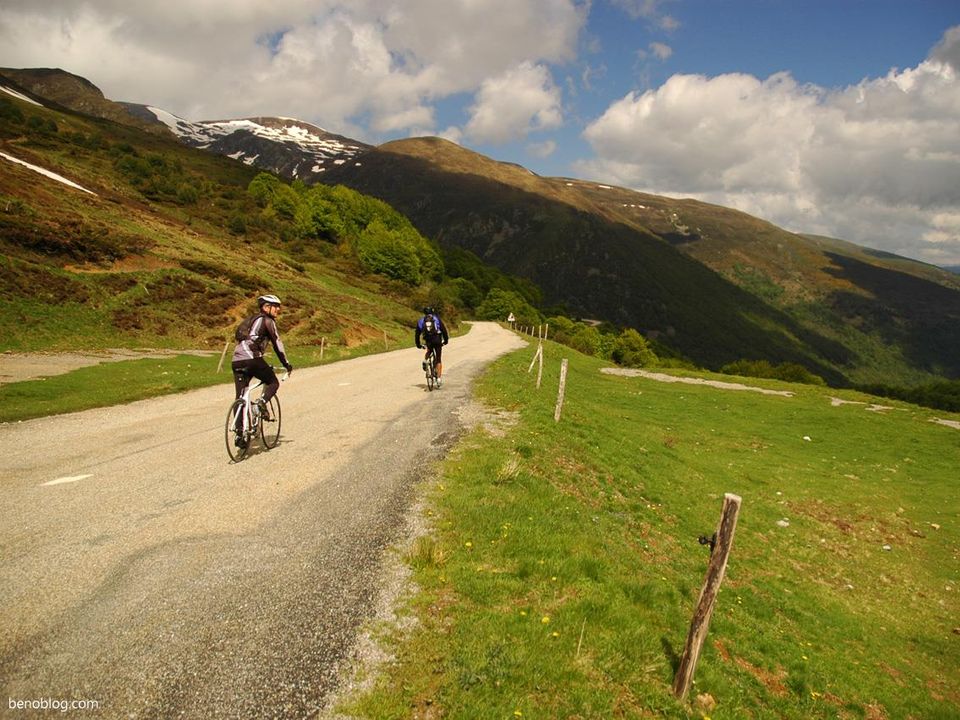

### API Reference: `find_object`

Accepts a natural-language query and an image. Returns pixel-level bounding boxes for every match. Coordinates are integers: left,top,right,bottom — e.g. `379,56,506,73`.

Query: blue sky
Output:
2,1,959,265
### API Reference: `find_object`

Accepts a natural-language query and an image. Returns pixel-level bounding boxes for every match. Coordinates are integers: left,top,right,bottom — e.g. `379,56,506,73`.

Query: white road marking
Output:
42,474,93,487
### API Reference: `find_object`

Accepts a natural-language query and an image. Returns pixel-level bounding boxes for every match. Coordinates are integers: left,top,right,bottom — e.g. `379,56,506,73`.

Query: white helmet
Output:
258,294,282,308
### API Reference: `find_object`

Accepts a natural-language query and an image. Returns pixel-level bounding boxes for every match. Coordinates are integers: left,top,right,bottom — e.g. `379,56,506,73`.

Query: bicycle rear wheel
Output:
426,357,435,391
226,399,249,461
260,394,282,448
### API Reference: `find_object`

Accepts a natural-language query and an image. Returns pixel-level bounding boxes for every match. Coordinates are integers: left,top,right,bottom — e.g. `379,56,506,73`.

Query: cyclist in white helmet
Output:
231,294,293,420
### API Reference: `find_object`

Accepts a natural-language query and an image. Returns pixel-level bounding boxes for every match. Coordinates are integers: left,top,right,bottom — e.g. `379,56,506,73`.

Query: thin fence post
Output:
320,336,326,360
536,343,544,389
528,343,542,373
544,323,549,341
673,493,743,700
384,329,389,349
216,340,230,373
554,358,569,422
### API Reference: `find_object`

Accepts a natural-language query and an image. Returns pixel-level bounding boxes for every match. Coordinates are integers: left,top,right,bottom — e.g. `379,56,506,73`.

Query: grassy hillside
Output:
322,138,960,387
0,88,447,359
340,338,960,719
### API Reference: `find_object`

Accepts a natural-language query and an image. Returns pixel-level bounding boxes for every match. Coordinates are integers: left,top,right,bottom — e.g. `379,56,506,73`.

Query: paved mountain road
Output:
0,322,525,718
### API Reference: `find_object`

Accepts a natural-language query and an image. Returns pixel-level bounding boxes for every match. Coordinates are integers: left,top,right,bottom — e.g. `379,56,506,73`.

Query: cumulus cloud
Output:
0,0,584,140
579,26,960,265
464,62,563,144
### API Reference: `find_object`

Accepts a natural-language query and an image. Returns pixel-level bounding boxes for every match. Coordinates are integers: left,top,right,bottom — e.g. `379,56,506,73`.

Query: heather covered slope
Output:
0,85,430,356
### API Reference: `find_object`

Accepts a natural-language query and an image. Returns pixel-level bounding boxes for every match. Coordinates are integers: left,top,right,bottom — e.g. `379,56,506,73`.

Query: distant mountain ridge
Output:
0,68,370,182
4,66,959,385
320,137,960,384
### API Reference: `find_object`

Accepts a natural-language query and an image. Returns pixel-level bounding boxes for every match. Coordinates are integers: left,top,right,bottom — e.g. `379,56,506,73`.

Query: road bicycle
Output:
225,370,286,461
423,347,439,391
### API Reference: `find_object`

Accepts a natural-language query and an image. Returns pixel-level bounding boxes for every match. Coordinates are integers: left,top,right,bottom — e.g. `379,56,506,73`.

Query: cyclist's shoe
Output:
256,398,270,420
234,434,247,449
437,377,443,388
422,361,428,371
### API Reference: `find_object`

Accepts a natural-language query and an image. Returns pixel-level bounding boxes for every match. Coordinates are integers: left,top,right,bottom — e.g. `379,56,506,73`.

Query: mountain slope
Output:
321,137,960,385
0,67,172,137
0,77,421,356
0,68,371,184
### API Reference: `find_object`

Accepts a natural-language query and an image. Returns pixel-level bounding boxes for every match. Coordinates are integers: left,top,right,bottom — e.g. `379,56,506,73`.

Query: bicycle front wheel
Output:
226,399,249,461
426,362,435,391
260,394,282,448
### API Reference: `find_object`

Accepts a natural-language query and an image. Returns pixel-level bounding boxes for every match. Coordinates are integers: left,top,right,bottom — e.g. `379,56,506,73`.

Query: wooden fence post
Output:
320,336,326,360
536,344,544,389
216,340,230,373
554,358,569,422
384,329,389,349
673,493,743,700
528,343,542,373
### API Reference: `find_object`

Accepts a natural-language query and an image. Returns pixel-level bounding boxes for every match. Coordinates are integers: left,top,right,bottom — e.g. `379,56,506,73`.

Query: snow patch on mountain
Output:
143,107,369,181
0,83,42,107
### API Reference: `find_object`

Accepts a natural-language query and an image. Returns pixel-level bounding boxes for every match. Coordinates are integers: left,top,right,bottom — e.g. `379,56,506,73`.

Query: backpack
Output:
423,314,439,339
234,315,257,342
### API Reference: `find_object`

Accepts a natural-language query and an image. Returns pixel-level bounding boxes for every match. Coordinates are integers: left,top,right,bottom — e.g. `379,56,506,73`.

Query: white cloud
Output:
464,62,563,144
610,0,679,31
580,26,960,265
0,0,585,138
649,42,672,60
527,139,558,158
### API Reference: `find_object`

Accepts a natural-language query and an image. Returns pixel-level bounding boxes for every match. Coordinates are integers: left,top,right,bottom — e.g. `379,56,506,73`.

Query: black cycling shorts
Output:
425,339,444,365
231,357,279,401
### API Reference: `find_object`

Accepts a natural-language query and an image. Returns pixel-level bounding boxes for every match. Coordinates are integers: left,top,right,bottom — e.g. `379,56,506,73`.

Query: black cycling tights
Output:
232,358,280,402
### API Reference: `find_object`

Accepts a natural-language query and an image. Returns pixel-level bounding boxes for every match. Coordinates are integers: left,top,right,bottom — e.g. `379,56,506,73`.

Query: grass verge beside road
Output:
0,328,428,423
341,340,959,719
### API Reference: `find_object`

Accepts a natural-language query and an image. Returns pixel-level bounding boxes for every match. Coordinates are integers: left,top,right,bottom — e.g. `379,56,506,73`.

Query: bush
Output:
611,328,658,367
478,288,541,325
355,219,422,284
721,359,825,386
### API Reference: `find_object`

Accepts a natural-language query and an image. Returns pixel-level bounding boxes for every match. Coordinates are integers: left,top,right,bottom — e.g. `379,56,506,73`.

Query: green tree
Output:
356,219,421,284
612,328,658,367
478,288,541,325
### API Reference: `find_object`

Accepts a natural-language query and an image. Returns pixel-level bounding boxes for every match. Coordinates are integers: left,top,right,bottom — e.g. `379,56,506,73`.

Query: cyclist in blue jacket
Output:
415,306,449,385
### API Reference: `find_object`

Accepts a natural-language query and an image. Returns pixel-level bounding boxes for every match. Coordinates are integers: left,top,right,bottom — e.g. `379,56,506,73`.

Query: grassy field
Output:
0,323,438,423
341,339,959,719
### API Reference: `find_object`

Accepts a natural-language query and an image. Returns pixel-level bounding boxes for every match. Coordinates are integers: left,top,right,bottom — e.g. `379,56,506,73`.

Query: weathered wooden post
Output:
216,340,230,373
320,336,326,360
536,344,544,389
554,358,569,422
383,329,389,349
673,493,742,700
528,343,542,373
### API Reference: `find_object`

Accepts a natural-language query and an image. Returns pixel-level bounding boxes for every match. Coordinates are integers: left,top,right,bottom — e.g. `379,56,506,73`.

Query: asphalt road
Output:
0,321,525,718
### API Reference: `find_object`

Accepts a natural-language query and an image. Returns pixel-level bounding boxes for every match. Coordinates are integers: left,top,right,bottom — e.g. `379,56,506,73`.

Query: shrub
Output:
721,359,825,386
355,219,422,284
611,328,659,367
478,288,541,325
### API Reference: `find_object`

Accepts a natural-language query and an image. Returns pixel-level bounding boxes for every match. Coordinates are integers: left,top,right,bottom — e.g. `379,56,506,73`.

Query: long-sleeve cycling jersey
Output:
232,313,290,367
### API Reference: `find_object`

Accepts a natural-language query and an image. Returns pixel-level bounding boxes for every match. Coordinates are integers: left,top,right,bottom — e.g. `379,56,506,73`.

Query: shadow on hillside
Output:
324,155,959,386
824,253,960,378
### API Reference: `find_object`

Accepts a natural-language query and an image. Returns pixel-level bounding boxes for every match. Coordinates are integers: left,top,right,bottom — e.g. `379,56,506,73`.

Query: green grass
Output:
342,341,960,719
